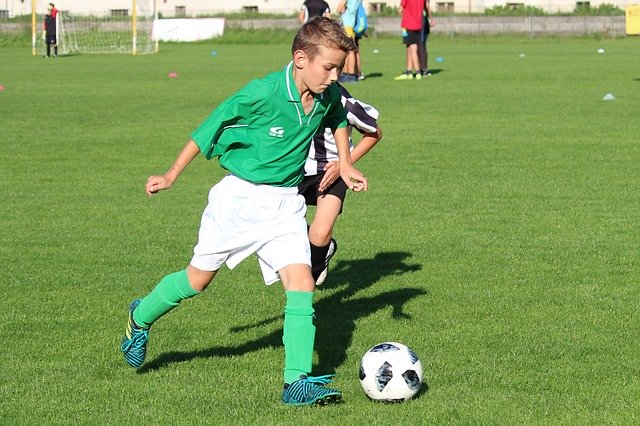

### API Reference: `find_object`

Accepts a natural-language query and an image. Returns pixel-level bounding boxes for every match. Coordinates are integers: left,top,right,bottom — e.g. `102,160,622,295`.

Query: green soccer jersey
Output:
192,62,348,187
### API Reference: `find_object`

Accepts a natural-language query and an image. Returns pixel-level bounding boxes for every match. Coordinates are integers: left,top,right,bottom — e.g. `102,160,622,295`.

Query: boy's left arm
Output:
318,126,380,192
319,84,367,192
334,126,368,192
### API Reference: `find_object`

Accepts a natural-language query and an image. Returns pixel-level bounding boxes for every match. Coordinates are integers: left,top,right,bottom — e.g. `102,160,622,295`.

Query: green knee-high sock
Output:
133,269,200,328
282,290,316,384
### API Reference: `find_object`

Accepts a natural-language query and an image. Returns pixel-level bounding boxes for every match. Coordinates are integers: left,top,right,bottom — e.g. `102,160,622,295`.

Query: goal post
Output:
31,0,36,56
132,0,138,55
32,0,158,56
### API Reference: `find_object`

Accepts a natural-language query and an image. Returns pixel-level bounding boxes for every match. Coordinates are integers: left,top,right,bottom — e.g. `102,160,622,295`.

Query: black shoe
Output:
315,238,337,286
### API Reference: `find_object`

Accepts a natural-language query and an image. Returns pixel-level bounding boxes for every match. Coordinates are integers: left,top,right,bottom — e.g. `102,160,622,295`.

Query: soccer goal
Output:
32,0,158,55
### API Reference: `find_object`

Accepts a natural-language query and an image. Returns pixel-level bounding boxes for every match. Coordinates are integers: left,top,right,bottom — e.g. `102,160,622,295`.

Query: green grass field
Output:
1,33,639,424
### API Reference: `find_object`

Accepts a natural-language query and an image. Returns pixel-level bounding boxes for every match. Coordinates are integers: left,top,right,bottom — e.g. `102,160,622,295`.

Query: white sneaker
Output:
315,239,337,286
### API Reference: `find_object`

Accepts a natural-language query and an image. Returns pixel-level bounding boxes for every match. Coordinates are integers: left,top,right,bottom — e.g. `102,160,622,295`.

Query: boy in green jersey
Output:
120,17,365,406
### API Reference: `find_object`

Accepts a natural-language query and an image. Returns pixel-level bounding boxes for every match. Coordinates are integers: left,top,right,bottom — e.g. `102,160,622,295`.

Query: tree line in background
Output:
482,3,625,16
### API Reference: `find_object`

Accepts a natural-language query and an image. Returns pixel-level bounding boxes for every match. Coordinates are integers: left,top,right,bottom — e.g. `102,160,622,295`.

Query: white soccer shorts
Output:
190,174,310,284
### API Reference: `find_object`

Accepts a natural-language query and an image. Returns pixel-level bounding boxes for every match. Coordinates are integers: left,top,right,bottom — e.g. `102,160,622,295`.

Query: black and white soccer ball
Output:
359,342,423,402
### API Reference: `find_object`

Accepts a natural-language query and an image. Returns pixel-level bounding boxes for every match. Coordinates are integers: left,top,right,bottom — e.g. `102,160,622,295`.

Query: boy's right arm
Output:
146,138,200,196
350,125,382,164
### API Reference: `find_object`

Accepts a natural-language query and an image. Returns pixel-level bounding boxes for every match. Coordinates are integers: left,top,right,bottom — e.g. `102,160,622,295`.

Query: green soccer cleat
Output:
282,375,342,406
394,72,414,81
120,299,150,369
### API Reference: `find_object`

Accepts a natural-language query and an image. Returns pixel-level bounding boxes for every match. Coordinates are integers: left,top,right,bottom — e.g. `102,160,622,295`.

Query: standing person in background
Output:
394,0,425,80
43,3,58,58
353,2,369,80
46,3,58,19
418,0,435,77
336,0,362,83
298,0,331,24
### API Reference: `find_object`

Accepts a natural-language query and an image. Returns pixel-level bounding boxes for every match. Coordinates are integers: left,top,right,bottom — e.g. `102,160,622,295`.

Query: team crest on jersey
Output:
269,126,285,138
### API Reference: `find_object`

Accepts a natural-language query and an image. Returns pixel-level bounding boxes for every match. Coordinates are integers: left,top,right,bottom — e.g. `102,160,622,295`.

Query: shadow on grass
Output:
363,72,383,79
138,251,425,374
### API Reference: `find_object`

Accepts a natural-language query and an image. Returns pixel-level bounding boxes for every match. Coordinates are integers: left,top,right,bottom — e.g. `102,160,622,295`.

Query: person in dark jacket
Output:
43,3,58,58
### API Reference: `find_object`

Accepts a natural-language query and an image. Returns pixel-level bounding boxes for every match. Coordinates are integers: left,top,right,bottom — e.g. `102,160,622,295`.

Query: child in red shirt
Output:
394,0,426,80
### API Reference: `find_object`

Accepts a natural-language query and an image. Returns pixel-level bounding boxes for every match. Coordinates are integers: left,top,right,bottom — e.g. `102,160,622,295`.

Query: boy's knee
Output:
308,226,332,246
288,276,315,292
280,264,315,292
186,265,217,292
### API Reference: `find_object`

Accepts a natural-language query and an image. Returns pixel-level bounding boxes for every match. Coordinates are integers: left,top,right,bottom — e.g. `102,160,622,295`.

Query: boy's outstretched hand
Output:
340,163,368,192
146,175,173,196
145,139,201,197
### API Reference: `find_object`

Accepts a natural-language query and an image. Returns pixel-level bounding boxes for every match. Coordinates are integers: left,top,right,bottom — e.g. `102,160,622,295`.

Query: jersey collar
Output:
284,61,324,126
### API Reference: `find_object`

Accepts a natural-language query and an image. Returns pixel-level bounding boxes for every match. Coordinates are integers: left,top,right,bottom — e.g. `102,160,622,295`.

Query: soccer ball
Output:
359,342,423,402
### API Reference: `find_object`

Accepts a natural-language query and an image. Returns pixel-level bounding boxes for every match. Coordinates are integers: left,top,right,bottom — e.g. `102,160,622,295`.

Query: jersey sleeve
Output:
341,86,379,134
191,89,252,160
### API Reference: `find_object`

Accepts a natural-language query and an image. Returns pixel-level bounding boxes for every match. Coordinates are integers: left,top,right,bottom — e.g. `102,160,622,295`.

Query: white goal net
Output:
33,0,157,55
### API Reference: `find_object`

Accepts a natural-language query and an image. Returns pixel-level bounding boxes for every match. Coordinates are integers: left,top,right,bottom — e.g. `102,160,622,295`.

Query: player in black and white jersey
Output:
298,0,331,24
298,84,382,285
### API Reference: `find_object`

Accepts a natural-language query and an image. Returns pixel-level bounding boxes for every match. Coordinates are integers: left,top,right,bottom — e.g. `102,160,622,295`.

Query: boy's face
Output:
296,46,347,94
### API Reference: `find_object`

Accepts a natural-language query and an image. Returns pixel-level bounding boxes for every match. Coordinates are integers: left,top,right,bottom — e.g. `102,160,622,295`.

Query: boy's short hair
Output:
292,17,356,60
